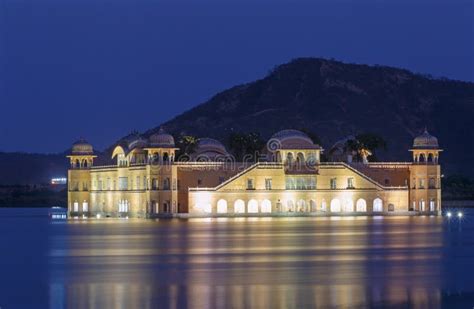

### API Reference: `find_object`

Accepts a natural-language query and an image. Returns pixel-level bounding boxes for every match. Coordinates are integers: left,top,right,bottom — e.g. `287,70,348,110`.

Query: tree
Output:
343,133,387,162
227,132,265,162
175,134,198,159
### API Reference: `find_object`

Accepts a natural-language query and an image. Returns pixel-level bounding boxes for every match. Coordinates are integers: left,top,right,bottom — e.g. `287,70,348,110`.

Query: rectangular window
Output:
307,177,316,190
265,178,272,190
107,178,111,190
136,176,140,190
330,178,337,190
118,177,128,190
98,180,103,191
247,178,254,190
113,180,116,190
347,177,354,189
285,177,296,190
197,179,202,186
219,176,225,184
419,178,425,189
428,178,436,189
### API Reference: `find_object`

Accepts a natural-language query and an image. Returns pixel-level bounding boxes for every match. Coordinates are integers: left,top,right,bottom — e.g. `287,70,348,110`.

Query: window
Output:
98,179,103,191
412,178,416,189
347,177,354,189
265,178,272,190
419,178,425,189
307,177,316,190
384,179,390,186
429,178,436,189
247,178,254,190
144,176,147,190
197,179,202,186
136,176,140,190
118,177,128,190
163,178,170,190
219,176,225,184
73,201,79,212
113,180,116,190
330,178,337,190
107,178,111,190
285,178,296,190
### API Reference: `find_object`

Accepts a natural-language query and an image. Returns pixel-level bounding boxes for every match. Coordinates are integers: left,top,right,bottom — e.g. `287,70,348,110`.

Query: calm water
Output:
1,208,474,309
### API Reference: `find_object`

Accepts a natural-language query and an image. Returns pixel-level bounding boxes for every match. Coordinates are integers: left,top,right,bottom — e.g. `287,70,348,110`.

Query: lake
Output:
0,208,473,308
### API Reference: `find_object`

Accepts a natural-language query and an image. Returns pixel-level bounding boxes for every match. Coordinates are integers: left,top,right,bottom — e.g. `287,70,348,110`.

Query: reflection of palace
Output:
67,128,442,217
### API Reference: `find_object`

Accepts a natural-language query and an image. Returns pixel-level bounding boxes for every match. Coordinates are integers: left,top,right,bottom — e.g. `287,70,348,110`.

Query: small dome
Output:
149,128,175,147
269,129,318,150
192,138,229,161
127,135,147,150
413,129,439,149
71,138,94,154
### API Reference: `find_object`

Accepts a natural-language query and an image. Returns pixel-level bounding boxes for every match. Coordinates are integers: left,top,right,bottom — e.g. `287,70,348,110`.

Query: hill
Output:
145,58,474,176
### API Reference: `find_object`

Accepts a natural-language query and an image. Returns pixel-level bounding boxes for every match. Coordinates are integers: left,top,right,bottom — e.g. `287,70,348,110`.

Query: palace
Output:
67,129,442,217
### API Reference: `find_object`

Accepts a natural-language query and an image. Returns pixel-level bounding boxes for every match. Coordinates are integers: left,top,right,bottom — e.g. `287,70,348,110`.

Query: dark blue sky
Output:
1,0,473,153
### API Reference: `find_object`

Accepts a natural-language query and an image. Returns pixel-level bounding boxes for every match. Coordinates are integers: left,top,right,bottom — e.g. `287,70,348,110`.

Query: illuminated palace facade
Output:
67,129,442,217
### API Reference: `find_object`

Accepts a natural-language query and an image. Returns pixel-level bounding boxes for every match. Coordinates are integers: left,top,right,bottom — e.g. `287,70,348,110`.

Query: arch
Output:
427,153,434,163
261,199,272,213
82,201,88,212
82,160,88,168
419,153,426,163
286,200,295,212
388,203,395,212
330,199,341,212
234,199,245,213
419,199,426,211
429,199,436,211
356,199,367,212
217,199,228,213
73,201,79,212
276,151,282,163
342,199,354,212
297,199,306,212
321,199,327,212
75,159,81,168
163,152,170,163
286,152,294,165
248,199,259,213
373,198,383,212
296,152,305,167
310,200,317,212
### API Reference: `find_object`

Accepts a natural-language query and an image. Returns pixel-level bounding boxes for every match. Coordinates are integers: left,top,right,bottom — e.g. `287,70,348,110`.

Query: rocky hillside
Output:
145,58,474,176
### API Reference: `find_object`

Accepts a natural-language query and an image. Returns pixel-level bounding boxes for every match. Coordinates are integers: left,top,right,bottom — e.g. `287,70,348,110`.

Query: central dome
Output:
192,138,229,160
413,129,439,149
149,128,175,147
269,129,318,149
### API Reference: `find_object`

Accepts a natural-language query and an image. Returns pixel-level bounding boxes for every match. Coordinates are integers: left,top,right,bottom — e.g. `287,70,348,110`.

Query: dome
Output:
71,138,94,154
149,128,175,147
413,129,439,149
192,138,229,160
269,129,319,150
127,135,147,150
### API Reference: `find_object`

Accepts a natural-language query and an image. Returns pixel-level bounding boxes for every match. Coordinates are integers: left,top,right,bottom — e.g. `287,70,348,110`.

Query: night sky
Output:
1,0,472,153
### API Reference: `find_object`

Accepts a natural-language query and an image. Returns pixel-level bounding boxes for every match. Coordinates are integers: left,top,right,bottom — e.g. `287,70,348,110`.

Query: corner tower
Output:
409,129,442,213
67,138,96,216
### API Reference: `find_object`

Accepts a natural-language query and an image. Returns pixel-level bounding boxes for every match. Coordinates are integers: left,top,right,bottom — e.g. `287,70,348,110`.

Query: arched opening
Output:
286,200,295,212
297,199,306,212
321,199,327,212
82,201,88,212
356,199,367,212
248,199,258,213
419,153,426,163
75,159,81,168
388,203,395,212
419,199,425,211
286,152,294,165
234,199,245,213
82,160,88,168
217,199,227,213
373,198,383,212
427,153,434,163
296,152,305,168
310,200,317,212
152,152,160,164
342,199,354,212
163,152,170,163
261,199,272,213
429,199,435,211
73,201,79,212
276,151,282,163
330,199,341,212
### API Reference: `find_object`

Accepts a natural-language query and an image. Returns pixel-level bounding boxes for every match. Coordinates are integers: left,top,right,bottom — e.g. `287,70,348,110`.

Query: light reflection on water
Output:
1,209,474,308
